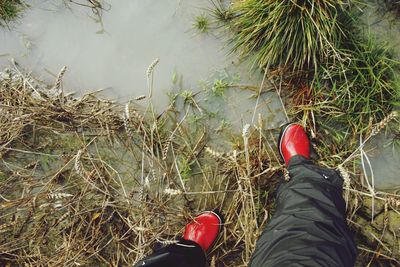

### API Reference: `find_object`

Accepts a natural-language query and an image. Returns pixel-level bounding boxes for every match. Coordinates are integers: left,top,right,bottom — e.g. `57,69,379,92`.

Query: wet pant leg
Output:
134,239,206,267
249,156,357,267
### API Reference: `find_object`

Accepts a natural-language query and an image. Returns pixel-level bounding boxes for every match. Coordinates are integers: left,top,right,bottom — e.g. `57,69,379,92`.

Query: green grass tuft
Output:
224,0,356,71
384,0,400,14
312,34,400,135
0,0,24,26
193,13,211,34
208,0,235,23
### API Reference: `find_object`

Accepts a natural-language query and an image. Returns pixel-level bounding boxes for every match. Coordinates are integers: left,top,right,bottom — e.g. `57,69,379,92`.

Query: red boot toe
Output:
279,123,310,166
183,211,222,252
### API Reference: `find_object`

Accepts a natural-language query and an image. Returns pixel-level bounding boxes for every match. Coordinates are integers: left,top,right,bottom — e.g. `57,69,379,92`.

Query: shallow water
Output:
361,2,400,191
363,1,400,59
2,0,398,190
0,0,287,128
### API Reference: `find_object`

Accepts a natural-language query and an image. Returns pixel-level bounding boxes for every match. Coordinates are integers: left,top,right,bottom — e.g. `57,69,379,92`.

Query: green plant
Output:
180,90,194,104
208,0,234,23
0,0,23,25
312,34,400,136
383,0,400,14
193,13,210,33
222,0,355,71
211,78,230,96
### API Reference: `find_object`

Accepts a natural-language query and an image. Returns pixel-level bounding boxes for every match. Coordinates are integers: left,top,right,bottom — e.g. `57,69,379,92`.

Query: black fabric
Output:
133,239,206,267
249,156,357,267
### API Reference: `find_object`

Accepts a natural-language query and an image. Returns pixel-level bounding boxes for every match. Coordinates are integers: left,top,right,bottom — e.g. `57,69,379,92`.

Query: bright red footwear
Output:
278,123,310,166
183,211,223,252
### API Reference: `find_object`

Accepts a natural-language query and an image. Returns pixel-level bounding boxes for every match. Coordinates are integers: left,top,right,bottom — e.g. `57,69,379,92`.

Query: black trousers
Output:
135,156,357,267
134,239,206,267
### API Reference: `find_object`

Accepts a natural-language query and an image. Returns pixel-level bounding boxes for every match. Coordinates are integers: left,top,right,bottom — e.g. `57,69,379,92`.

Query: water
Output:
361,1,400,191
362,1,400,59
5,0,398,190
0,0,287,128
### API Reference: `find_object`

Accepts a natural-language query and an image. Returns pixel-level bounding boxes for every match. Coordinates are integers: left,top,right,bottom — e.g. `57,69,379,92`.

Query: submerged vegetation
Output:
0,65,280,266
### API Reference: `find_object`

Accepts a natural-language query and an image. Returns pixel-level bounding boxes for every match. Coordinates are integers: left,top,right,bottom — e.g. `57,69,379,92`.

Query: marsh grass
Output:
193,13,211,34
212,0,400,164
0,0,24,26
0,64,399,266
208,0,234,23
383,0,400,14
310,35,400,137
220,0,356,71
0,65,281,266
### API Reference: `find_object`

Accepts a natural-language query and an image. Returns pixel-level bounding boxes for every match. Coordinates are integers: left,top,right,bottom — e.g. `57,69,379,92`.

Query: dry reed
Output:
0,65,398,267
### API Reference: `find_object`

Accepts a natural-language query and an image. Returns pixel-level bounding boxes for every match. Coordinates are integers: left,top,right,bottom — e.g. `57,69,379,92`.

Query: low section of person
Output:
249,124,357,266
135,124,358,267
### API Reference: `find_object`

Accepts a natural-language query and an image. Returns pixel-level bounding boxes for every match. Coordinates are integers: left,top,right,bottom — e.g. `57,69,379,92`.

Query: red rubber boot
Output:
183,211,223,252
278,123,310,166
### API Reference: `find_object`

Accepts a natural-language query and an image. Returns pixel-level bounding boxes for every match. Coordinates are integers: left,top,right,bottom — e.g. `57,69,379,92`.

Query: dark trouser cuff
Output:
287,155,312,169
134,239,206,267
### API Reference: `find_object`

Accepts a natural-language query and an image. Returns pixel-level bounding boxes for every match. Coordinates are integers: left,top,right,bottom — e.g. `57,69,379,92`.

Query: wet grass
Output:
218,0,356,71
193,13,211,34
208,0,400,265
0,64,282,266
0,62,399,266
0,0,399,265
310,34,399,137
384,0,400,14
210,0,400,158
0,0,24,26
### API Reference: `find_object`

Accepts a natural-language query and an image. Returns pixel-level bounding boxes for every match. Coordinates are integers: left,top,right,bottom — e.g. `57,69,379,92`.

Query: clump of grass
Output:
0,0,24,26
208,0,234,23
311,35,399,137
193,13,210,34
223,0,355,70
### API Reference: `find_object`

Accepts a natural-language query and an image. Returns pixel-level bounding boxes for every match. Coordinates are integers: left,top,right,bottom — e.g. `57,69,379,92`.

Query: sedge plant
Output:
222,0,355,71
308,33,400,154
0,0,24,26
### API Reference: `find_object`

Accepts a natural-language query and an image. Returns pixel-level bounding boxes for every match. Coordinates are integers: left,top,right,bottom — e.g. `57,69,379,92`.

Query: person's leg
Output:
249,124,357,267
134,239,206,267
134,211,222,267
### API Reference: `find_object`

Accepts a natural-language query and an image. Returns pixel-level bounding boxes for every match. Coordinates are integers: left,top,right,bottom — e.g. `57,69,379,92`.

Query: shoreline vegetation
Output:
0,0,399,266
